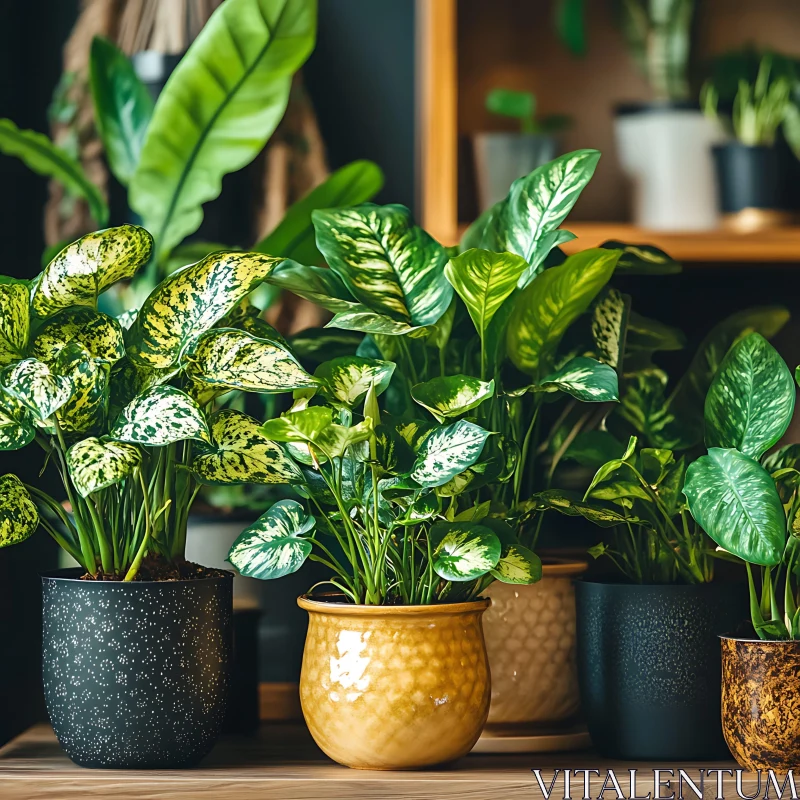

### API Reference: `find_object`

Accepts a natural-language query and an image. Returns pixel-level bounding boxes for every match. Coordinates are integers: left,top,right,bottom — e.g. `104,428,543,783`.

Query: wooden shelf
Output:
453,223,800,263
0,723,754,800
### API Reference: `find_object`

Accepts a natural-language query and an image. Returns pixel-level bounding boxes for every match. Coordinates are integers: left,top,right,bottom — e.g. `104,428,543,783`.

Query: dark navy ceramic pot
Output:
576,580,747,760
41,568,233,769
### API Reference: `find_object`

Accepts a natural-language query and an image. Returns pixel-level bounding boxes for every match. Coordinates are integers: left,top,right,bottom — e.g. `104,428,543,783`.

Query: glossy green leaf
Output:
600,241,682,275
191,409,301,485
227,499,314,580
684,448,785,566
0,359,71,424
0,119,108,225
30,307,125,365
183,327,316,393
410,420,492,488
523,489,648,527
313,204,452,326
536,356,619,401
0,283,30,366
444,249,528,340
126,251,281,368
32,225,153,318
667,306,790,449
0,475,38,547
255,160,384,263
564,430,625,469
591,287,630,369
315,356,395,407
265,260,356,312
110,385,210,446
130,0,316,258
481,149,600,280
411,375,494,423
491,542,542,584
430,521,501,581
507,248,620,377
66,437,141,498
705,333,795,459
89,36,153,185
0,391,36,451
54,344,110,435
325,306,431,337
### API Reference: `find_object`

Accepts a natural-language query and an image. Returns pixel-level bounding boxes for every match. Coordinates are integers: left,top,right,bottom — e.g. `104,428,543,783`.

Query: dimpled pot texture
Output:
483,560,586,725
297,596,491,770
722,637,800,771
41,568,233,769
576,580,747,760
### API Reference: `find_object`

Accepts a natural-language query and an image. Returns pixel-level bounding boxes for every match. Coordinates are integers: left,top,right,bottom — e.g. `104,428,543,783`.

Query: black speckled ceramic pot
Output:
41,568,233,769
576,580,747,760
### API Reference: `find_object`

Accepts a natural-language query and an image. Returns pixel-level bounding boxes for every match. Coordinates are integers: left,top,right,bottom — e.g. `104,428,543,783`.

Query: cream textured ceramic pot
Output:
297,596,491,770
483,560,586,726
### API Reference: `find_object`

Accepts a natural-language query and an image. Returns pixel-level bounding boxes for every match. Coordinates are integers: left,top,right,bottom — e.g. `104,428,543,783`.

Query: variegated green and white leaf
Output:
601,240,681,275
0,474,38,547
31,225,153,317
491,542,542,585
227,499,314,580
684,448,785,566
110,385,210,446
0,282,30,365
54,343,110,435
264,260,358,313
66,437,141,498
126,251,282,368
429,521,501,581
315,356,395,407
0,359,72,424
326,306,431,337
0,391,35,451
507,248,620,378
591,287,630,369
191,409,301,485
410,420,492,488
411,375,495,422
183,328,316,393
480,149,600,281
704,332,795,460
396,419,437,451
313,204,452,326
444,249,528,341
30,307,125,365
107,358,178,421
534,357,619,402
522,489,648,528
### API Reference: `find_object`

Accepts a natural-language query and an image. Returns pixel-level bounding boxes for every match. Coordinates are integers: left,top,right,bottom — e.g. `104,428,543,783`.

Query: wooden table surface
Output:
0,724,756,800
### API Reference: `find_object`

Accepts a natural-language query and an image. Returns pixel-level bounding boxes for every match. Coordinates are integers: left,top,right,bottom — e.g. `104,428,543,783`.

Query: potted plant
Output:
683,331,800,772
529,307,790,759
612,0,722,230
0,225,318,768
473,89,570,212
702,52,800,230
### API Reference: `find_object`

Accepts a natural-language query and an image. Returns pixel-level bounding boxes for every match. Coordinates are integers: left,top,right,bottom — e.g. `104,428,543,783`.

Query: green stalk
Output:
125,470,153,582
747,562,769,640
85,497,114,576
514,401,540,508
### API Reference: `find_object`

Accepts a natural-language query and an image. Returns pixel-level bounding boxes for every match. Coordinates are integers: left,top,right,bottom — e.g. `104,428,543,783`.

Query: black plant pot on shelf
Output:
712,142,795,226
576,580,747,760
41,568,233,769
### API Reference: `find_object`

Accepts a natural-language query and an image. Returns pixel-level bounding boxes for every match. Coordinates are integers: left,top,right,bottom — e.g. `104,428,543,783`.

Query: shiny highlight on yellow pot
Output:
297,596,491,770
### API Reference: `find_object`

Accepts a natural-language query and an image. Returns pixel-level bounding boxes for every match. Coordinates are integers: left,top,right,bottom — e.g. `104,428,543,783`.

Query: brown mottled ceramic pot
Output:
297,595,491,770
483,559,586,726
721,636,800,771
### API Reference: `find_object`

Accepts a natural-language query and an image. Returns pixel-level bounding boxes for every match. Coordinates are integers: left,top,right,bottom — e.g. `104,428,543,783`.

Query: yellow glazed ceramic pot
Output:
297,596,491,770
721,636,800,771
483,559,587,726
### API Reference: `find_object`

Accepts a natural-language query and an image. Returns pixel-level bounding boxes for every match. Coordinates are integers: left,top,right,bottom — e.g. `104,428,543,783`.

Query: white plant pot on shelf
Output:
615,105,724,231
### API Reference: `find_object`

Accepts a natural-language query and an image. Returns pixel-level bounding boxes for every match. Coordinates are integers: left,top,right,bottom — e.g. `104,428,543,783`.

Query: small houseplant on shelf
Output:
702,51,800,231
261,149,691,748
0,225,317,768
684,331,800,772
473,88,571,212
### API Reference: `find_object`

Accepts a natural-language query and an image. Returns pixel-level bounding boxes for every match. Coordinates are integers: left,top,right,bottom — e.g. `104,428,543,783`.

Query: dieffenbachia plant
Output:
227,381,542,605
0,0,383,303
684,332,800,640
0,224,323,581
